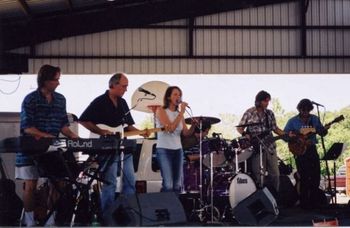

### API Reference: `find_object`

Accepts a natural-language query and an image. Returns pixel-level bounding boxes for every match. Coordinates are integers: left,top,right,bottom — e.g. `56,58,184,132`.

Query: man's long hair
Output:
37,64,60,88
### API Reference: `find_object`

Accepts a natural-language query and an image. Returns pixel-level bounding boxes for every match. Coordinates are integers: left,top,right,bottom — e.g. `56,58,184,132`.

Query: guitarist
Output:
237,90,288,194
79,73,149,222
284,98,329,209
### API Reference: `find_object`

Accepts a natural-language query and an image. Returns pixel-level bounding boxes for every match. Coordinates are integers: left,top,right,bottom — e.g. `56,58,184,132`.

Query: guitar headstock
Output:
325,115,345,128
332,115,345,124
300,127,316,135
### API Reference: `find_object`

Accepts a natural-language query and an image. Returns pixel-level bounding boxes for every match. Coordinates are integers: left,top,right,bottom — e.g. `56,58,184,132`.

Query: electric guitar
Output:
90,124,164,138
288,115,344,156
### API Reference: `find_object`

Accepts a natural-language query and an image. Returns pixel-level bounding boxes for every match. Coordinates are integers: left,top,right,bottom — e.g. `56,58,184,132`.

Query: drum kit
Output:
182,116,258,223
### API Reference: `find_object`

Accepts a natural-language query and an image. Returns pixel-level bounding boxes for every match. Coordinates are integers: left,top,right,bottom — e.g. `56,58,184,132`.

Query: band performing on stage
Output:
0,64,346,226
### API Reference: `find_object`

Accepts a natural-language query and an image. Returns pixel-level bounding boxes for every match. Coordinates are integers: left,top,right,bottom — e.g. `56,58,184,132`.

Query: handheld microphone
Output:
311,101,324,107
138,87,156,97
177,98,190,109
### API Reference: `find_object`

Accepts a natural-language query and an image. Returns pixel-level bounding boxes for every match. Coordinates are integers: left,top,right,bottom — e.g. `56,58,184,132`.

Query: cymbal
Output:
185,116,221,125
236,122,263,128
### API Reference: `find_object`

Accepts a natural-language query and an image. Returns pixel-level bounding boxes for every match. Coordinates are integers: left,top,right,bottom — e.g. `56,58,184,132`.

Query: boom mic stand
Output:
315,104,334,203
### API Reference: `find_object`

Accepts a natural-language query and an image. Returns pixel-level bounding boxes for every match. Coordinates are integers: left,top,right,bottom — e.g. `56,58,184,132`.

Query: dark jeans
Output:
295,145,321,208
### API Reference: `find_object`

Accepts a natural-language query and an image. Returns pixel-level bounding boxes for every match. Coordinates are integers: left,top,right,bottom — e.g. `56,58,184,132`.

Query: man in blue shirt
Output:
284,98,329,209
16,64,78,226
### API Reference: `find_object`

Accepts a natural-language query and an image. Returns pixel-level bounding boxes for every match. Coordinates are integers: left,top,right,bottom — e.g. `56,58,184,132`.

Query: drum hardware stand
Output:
184,117,219,223
253,135,269,189
210,152,214,223
70,141,122,227
255,134,276,189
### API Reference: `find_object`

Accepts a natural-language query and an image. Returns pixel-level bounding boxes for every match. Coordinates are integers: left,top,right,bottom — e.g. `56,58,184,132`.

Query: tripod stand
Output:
184,116,221,223
321,142,345,204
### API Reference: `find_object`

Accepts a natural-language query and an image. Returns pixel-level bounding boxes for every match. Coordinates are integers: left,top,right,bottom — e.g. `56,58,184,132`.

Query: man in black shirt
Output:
80,73,146,219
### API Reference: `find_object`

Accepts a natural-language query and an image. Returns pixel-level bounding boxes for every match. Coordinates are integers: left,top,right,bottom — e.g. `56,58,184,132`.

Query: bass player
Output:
284,98,329,209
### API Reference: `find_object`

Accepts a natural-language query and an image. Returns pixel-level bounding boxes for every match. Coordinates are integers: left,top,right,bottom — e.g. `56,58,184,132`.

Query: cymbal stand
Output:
254,135,272,189
198,119,204,212
259,141,264,188
183,114,220,222
206,127,221,223
234,147,240,174
210,152,214,223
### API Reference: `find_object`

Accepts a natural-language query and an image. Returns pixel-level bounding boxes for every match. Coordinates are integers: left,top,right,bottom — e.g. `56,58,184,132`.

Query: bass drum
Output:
228,173,257,208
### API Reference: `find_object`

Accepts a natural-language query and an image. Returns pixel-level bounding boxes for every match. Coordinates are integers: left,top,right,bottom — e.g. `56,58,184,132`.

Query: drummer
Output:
181,120,211,151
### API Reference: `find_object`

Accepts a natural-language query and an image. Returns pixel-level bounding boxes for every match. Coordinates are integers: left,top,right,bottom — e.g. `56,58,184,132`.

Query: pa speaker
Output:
105,192,187,226
233,187,279,226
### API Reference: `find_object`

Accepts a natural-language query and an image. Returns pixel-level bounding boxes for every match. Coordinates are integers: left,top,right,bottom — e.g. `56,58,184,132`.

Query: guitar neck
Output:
124,128,163,137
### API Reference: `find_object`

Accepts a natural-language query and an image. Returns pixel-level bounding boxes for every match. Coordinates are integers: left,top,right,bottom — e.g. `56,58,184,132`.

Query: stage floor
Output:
181,193,350,227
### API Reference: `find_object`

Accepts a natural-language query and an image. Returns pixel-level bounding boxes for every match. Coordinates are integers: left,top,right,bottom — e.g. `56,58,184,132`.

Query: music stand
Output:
321,142,346,204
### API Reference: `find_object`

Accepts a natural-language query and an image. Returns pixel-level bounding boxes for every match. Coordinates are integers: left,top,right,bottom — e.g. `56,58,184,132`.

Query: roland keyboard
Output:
0,136,136,155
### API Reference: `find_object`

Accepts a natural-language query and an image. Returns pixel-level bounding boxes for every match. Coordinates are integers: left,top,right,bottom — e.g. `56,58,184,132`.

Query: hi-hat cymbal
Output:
236,122,263,128
185,116,221,125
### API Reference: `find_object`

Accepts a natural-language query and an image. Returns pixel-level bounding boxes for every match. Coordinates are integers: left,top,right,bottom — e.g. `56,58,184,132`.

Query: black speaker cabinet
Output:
105,192,187,226
233,187,279,226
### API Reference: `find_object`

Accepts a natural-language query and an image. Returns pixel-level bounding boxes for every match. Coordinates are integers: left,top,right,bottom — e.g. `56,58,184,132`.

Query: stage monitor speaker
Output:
233,187,279,226
105,192,187,226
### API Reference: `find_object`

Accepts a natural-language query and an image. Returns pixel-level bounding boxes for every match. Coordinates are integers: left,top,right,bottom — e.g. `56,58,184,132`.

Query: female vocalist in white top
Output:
155,86,195,192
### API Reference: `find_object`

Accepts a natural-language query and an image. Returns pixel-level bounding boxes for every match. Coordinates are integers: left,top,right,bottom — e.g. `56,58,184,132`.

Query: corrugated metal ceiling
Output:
0,0,296,50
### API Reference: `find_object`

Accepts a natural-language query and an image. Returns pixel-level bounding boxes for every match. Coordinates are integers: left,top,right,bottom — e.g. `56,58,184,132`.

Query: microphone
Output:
311,101,324,107
138,87,156,97
177,98,190,109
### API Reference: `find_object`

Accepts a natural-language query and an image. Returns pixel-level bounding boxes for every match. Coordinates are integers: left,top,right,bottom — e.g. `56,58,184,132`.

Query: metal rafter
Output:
17,0,31,17
65,0,74,11
2,0,297,50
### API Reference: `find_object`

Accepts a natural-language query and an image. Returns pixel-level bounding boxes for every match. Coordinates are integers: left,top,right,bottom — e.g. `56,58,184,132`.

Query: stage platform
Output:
180,193,350,227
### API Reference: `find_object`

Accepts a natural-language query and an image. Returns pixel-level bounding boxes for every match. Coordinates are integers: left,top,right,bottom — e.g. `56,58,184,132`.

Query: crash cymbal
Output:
185,116,221,125
236,122,263,128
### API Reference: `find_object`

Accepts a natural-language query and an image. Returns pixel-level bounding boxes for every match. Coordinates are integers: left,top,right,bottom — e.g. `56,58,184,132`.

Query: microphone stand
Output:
315,104,334,203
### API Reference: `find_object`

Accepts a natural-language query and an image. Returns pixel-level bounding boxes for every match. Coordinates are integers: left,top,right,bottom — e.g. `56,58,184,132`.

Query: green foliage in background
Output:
141,100,350,176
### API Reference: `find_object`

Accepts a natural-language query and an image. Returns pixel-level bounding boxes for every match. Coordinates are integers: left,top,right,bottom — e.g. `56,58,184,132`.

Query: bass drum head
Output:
229,173,257,208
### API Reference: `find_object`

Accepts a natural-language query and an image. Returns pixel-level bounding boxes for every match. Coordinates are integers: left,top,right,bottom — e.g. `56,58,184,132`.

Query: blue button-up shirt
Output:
284,114,326,145
16,89,69,166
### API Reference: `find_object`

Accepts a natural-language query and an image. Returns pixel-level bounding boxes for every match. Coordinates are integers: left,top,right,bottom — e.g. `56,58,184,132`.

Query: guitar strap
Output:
264,111,270,131
307,116,313,128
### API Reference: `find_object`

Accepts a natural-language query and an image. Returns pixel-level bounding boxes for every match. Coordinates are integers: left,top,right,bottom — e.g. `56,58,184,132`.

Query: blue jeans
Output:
99,153,136,213
156,148,184,192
